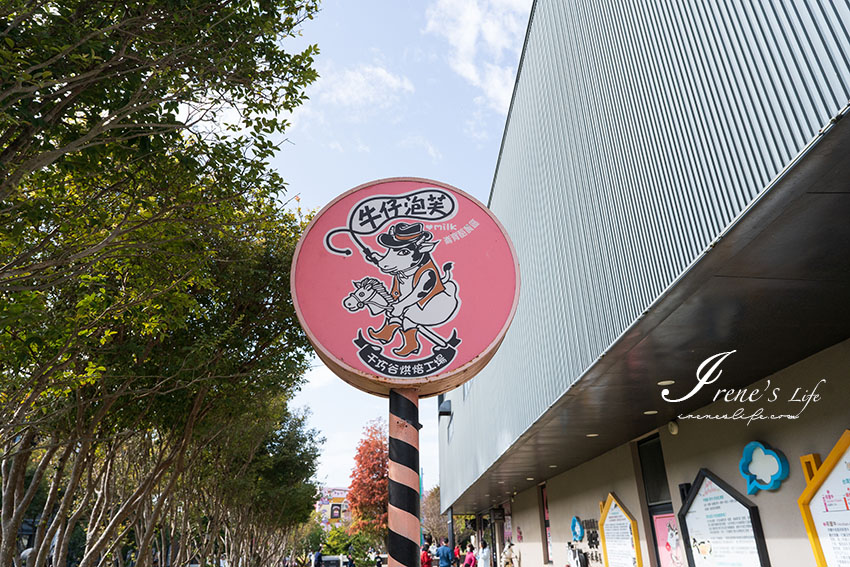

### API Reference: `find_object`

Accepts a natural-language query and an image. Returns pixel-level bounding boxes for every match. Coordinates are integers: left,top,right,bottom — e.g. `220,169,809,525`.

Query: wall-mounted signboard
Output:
678,469,770,567
799,430,850,566
739,441,789,495
600,493,642,567
572,516,585,542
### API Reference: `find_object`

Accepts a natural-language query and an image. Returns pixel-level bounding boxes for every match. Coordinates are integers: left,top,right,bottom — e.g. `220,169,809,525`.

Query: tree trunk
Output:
0,430,36,567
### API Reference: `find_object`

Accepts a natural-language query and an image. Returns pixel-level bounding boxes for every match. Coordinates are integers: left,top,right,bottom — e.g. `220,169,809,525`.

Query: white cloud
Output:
287,104,326,134
401,135,443,162
318,64,415,109
302,363,337,391
464,96,492,141
319,138,370,154
355,138,371,153
425,0,531,114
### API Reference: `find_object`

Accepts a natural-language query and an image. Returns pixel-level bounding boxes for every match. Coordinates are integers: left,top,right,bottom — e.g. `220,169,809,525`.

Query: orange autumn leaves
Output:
348,418,389,538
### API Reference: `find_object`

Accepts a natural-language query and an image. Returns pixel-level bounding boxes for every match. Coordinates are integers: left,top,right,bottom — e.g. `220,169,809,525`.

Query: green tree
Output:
346,532,374,567
0,1,322,565
325,526,350,555
0,0,317,198
183,401,322,567
324,527,372,567
287,513,326,567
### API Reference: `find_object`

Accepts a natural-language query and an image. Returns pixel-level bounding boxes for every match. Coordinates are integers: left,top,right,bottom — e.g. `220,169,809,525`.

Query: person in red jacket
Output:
421,544,432,567
463,544,476,567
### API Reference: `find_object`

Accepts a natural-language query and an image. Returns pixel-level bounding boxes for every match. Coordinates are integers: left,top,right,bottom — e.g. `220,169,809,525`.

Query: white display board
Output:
683,476,762,567
809,443,850,566
603,501,638,567
599,494,641,567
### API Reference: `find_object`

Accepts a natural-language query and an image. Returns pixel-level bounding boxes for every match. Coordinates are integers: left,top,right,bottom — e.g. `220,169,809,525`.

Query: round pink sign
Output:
291,178,520,397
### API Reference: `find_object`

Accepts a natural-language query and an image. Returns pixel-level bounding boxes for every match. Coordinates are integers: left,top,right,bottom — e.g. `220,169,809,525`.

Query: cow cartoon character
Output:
666,522,684,567
691,538,712,558
366,222,459,357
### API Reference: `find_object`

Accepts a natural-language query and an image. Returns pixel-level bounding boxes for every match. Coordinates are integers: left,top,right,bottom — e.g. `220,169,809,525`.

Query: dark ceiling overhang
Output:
451,105,850,514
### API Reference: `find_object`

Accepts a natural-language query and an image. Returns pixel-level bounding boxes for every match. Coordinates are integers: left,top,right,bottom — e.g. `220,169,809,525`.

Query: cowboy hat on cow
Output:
378,222,434,249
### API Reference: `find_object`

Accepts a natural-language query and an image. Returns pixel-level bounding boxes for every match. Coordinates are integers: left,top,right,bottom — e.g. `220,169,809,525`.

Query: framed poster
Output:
652,513,685,567
600,493,642,567
678,469,770,567
799,430,850,566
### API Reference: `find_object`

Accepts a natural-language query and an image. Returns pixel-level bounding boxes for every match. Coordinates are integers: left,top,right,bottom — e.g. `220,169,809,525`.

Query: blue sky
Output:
280,0,533,491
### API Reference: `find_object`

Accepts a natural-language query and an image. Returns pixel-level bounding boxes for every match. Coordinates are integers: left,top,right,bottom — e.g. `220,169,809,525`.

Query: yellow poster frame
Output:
798,429,850,567
599,492,643,567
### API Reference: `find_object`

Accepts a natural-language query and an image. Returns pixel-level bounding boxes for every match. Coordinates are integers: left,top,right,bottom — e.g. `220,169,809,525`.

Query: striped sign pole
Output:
388,389,421,567
291,178,519,566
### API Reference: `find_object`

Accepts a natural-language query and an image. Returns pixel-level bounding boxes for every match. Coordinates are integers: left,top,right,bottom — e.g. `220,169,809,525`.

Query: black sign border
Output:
678,468,770,567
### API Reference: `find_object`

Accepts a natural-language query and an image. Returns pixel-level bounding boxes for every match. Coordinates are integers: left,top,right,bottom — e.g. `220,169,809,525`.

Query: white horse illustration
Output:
343,277,456,349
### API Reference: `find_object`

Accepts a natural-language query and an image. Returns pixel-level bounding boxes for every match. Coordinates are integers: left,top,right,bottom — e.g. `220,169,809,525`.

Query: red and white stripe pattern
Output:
388,389,420,567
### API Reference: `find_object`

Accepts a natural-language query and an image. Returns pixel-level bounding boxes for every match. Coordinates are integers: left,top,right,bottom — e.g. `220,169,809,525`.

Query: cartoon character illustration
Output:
325,188,466,375
343,222,459,357
691,538,712,558
665,521,684,567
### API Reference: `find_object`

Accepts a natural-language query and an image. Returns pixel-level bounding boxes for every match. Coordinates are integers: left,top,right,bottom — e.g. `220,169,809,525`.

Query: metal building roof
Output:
446,106,850,513
439,0,850,513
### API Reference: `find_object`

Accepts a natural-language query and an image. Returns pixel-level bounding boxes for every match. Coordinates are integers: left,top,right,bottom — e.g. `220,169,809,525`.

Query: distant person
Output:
314,548,323,567
453,544,461,566
463,544,476,567
421,544,432,567
478,541,490,567
436,538,453,567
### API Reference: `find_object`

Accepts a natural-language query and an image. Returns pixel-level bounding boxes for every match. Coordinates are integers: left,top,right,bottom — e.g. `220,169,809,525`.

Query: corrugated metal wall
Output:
440,0,850,509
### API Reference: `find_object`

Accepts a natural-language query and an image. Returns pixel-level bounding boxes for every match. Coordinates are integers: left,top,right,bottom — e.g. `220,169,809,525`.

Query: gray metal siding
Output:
440,0,850,509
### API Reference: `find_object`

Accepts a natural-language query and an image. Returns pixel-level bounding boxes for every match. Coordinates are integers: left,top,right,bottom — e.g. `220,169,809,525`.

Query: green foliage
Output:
287,512,326,567
0,0,324,564
0,0,321,431
346,532,374,567
303,515,327,556
66,523,86,567
0,0,319,194
325,527,350,555
324,527,372,567
221,403,322,531
23,463,49,519
0,0,320,430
